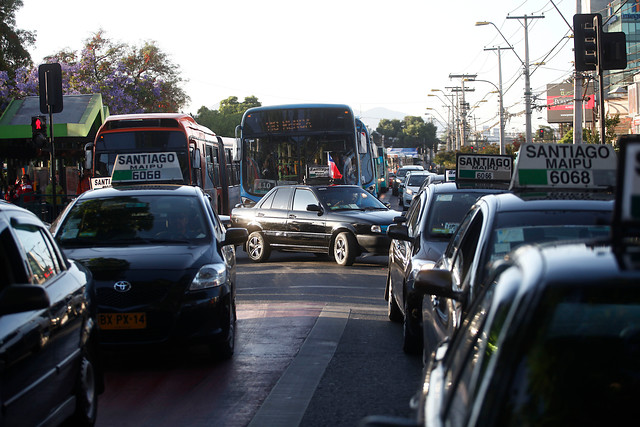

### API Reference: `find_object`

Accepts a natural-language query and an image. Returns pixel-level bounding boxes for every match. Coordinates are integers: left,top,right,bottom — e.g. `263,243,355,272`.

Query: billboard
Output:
546,82,595,123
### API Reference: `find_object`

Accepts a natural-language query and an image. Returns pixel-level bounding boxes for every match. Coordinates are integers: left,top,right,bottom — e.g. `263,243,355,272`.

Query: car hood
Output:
62,245,215,278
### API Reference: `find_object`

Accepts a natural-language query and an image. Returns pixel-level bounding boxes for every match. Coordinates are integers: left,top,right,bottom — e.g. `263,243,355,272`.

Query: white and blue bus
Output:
237,104,365,205
356,118,378,197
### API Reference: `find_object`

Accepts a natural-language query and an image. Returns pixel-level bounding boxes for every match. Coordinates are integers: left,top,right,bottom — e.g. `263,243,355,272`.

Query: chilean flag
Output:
328,153,342,179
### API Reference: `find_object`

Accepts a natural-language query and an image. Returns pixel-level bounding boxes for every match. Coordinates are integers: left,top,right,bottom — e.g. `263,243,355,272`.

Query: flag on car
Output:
328,153,343,179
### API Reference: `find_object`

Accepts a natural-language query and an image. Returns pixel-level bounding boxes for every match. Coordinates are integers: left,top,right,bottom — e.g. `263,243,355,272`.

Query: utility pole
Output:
507,14,545,143
483,45,512,154
449,74,477,148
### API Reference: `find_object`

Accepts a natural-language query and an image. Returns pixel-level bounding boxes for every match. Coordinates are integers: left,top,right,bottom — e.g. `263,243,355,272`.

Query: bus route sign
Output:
512,143,617,190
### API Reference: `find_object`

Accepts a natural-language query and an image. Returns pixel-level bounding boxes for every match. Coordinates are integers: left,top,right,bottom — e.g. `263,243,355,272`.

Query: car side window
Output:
13,224,61,285
442,279,498,425
0,228,28,287
406,196,423,237
259,190,276,209
292,189,318,211
451,211,484,291
272,187,293,210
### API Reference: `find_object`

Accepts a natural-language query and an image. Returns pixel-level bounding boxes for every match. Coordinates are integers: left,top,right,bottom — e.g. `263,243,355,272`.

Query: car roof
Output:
77,184,203,200
425,181,508,195
478,191,615,213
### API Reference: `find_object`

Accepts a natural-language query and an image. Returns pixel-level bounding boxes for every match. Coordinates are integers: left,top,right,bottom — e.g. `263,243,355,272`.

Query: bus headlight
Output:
190,264,228,290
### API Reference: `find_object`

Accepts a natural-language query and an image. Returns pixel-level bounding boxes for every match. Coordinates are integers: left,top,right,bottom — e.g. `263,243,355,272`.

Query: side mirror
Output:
413,268,462,300
393,215,406,224
0,284,50,315
307,204,323,215
223,227,248,247
84,142,93,170
191,147,201,170
387,224,412,242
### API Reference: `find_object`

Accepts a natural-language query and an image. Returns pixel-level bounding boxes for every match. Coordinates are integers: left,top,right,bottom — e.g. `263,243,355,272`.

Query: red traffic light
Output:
35,118,44,130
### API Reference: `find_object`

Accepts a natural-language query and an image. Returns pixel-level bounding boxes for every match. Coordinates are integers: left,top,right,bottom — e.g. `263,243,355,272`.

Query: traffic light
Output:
573,13,627,72
31,115,48,148
539,129,545,139
574,14,599,72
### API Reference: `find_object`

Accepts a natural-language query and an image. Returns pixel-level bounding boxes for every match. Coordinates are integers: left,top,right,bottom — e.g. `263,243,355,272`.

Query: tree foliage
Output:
376,116,438,150
0,0,35,76
195,96,261,137
0,30,189,114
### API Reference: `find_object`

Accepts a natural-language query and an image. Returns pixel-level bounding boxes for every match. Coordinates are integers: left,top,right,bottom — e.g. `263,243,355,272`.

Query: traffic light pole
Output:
595,13,606,145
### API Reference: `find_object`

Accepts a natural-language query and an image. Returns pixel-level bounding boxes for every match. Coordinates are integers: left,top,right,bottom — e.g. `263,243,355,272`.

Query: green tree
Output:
376,116,437,150
195,96,261,136
0,0,35,76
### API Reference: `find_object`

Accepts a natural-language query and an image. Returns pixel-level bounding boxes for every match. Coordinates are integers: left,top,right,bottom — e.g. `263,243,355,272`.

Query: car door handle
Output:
289,214,296,219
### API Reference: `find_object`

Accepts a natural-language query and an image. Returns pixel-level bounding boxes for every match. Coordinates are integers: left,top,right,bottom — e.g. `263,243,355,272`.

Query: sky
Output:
15,0,579,136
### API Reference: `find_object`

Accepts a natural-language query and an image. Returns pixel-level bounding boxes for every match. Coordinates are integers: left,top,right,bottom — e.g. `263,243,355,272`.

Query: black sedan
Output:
362,240,640,427
386,182,507,354
231,184,400,266
50,185,248,359
0,200,103,426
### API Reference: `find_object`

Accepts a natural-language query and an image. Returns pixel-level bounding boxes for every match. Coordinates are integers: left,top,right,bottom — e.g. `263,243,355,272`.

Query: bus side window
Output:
206,145,220,187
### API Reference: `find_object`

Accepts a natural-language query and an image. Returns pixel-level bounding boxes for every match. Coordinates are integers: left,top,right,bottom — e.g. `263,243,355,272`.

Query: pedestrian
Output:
77,169,92,194
4,184,17,203
16,174,35,204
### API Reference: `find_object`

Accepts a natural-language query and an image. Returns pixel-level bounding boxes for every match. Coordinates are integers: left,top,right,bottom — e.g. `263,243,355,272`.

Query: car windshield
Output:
316,187,388,211
502,284,640,425
56,195,211,246
408,174,430,186
425,192,484,239
487,210,611,262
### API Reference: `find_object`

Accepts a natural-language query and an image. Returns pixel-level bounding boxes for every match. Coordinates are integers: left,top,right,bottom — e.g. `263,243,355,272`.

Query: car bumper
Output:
96,285,231,347
357,234,392,255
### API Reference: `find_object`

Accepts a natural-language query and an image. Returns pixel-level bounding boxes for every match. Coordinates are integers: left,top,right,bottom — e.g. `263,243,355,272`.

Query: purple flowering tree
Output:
0,31,189,115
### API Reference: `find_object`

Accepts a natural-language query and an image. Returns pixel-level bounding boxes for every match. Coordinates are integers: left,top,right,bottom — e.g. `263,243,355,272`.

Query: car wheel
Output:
68,349,98,426
213,294,236,360
402,300,423,355
333,232,357,266
387,274,403,323
247,231,270,262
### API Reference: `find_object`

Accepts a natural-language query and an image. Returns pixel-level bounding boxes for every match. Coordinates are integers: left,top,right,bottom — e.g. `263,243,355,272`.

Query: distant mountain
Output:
356,107,409,131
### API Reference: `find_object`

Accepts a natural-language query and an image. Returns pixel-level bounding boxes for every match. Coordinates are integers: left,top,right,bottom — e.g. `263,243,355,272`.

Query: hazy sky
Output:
16,0,578,133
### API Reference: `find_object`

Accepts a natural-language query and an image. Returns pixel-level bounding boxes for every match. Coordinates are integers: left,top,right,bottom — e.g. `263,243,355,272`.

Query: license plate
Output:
98,312,147,330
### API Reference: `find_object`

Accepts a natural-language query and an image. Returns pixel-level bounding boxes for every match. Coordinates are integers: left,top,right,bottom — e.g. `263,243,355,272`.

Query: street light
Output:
464,78,506,155
476,18,542,144
430,90,457,150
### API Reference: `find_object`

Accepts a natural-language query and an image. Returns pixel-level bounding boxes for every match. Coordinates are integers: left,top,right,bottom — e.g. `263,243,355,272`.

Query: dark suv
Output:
0,200,103,426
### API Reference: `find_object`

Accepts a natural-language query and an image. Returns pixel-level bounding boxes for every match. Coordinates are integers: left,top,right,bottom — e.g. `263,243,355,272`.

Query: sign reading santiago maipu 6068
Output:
513,143,616,189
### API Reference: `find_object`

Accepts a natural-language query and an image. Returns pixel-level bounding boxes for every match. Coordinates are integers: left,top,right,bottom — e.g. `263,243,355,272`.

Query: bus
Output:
237,104,364,205
86,113,239,215
356,118,378,197
220,136,241,210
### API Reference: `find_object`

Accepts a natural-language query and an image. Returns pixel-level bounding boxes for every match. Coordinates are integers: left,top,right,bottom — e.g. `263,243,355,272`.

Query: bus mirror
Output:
192,148,201,170
358,131,367,154
84,142,93,170
235,125,241,139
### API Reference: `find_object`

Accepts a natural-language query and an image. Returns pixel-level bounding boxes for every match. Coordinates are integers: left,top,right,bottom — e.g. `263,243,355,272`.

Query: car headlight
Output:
190,263,228,290
405,188,413,196
371,224,389,234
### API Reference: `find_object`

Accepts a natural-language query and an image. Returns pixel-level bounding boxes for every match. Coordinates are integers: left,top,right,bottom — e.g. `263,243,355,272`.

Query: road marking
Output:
247,305,350,427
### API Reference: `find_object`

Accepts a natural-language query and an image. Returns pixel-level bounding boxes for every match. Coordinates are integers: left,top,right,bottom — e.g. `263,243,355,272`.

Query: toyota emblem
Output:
114,281,132,293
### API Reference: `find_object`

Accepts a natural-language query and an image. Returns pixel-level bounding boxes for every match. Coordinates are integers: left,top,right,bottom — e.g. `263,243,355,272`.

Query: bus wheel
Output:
247,231,270,262
333,232,356,266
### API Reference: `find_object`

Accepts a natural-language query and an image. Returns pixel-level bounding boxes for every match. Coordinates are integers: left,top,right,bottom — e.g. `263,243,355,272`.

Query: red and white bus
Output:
85,113,239,215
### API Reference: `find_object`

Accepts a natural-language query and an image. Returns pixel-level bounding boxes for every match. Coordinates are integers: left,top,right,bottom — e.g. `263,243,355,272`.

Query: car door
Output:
0,218,86,426
258,187,293,246
286,188,328,249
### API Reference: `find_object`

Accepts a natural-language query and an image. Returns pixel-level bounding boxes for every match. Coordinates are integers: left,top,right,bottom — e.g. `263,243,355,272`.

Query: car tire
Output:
333,232,357,266
247,231,270,262
402,299,423,355
67,349,98,427
213,294,236,360
387,274,403,323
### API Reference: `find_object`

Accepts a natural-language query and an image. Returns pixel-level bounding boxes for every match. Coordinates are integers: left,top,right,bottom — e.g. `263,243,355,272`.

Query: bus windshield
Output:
240,106,361,201
94,130,189,180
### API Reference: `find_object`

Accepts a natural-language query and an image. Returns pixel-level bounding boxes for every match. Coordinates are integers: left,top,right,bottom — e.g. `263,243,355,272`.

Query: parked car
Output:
392,165,424,196
50,185,248,359
401,171,435,210
231,184,400,266
0,200,103,426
